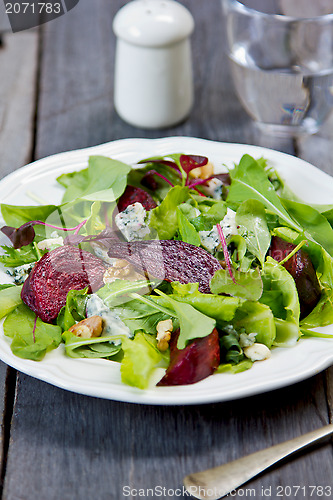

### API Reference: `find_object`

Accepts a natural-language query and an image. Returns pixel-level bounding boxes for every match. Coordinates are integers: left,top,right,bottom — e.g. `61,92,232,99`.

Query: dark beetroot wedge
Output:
117,185,157,213
157,328,220,386
21,246,107,323
107,239,222,294
269,236,321,318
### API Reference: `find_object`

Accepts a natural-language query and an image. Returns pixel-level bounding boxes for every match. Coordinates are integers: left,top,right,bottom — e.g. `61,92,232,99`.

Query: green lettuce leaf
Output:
0,284,15,291
210,268,263,301
149,186,189,239
153,290,216,349
300,290,333,328
217,359,253,373
170,282,242,323
3,304,62,360
120,332,162,390
272,226,333,327
232,301,276,348
0,285,23,320
260,258,300,346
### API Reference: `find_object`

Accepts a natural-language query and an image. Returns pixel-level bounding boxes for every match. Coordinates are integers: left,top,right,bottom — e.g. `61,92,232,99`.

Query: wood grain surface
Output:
0,1,332,499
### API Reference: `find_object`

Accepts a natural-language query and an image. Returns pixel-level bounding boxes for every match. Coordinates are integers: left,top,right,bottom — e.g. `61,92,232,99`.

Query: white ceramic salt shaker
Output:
113,0,195,129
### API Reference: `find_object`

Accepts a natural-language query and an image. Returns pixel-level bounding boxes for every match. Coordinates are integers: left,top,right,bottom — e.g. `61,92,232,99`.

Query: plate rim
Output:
0,136,333,405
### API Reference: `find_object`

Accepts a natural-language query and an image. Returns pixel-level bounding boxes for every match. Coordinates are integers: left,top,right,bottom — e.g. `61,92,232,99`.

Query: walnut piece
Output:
69,315,103,339
103,259,144,283
189,161,214,180
156,319,173,351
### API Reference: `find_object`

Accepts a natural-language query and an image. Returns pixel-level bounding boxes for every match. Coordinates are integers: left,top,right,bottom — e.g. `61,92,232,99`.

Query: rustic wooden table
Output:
0,1,332,499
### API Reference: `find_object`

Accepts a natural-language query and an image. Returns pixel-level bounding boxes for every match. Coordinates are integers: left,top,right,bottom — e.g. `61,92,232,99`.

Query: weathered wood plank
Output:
327,367,333,421
0,30,39,177
0,27,39,496
1,1,332,499
2,373,332,500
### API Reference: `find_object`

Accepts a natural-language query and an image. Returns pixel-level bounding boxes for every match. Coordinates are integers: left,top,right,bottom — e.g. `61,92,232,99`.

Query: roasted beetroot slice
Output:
21,246,106,323
107,239,222,293
157,328,220,386
117,185,157,213
269,236,321,318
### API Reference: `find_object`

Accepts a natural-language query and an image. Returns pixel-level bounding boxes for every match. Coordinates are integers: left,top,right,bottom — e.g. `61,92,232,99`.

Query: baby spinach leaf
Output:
149,186,189,239
58,156,131,203
114,296,174,335
219,328,244,364
62,331,123,359
0,285,23,320
3,304,62,361
227,155,300,231
1,204,57,228
57,168,89,201
191,201,227,231
57,287,89,331
84,201,106,235
176,208,201,246
281,198,333,257
97,280,156,308
235,199,271,265
227,235,248,269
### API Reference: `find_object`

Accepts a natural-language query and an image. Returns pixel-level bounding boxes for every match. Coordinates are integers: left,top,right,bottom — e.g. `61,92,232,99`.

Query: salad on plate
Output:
1,151,333,390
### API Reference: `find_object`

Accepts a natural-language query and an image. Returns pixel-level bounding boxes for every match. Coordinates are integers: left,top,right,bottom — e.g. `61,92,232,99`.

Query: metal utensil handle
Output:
183,423,333,500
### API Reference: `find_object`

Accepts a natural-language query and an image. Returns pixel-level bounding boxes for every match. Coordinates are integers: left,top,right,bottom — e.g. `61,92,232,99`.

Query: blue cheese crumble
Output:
199,227,220,253
201,178,223,199
115,202,150,241
86,294,132,344
6,262,35,285
199,208,237,253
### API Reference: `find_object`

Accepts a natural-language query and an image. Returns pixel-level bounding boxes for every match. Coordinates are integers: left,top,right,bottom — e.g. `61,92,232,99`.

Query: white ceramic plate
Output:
0,137,333,405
